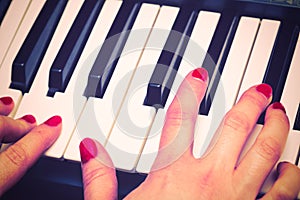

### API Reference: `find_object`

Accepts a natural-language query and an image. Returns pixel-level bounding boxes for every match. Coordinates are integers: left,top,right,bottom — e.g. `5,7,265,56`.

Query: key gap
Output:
199,15,240,115
0,1,32,69
257,24,299,124
144,8,200,108
295,145,300,166
103,5,161,148
84,2,142,99
62,99,88,158
233,19,262,104
293,103,300,131
0,0,12,25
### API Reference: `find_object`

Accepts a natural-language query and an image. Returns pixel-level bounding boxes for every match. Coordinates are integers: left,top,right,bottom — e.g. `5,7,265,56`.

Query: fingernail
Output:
44,115,62,127
0,96,13,105
272,102,286,113
20,114,36,124
192,68,208,82
79,138,97,164
256,84,272,99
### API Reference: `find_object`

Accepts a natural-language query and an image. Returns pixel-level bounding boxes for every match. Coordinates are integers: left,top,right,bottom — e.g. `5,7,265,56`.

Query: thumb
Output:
80,138,118,200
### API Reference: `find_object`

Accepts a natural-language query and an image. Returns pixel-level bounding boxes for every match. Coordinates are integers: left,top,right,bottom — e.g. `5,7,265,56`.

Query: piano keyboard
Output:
1,0,300,199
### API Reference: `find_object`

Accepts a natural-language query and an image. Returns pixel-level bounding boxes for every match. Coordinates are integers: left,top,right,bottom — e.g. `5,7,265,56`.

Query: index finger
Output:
152,68,208,169
0,115,36,143
0,116,62,196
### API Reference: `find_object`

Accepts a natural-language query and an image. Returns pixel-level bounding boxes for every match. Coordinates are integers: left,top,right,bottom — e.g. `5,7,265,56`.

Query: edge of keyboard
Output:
1,0,300,199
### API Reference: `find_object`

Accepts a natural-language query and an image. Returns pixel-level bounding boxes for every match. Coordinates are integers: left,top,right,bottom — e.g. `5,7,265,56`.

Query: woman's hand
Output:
0,97,62,196
80,68,300,199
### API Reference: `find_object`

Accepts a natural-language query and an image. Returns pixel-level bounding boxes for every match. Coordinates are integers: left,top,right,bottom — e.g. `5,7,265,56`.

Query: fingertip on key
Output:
272,102,286,114
44,115,62,127
79,138,98,164
256,83,272,99
20,114,36,124
0,96,13,105
191,68,208,82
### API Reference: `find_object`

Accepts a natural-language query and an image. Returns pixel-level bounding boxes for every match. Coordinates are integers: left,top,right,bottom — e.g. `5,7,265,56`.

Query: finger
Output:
206,84,272,169
80,138,117,200
0,115,62,196
261,162,300,200
0,115,37,143
0,96,14,116
235,103,289,195
154,68,208,167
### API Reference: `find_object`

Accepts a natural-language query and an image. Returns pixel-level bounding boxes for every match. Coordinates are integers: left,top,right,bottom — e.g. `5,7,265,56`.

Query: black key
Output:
47,0,105,97
0,0,11,25
295,146,300,166
84,2,141,98
10,0,67,93
257,23,299,124
199,7,239,115
143,9,198,108
294,103,300,131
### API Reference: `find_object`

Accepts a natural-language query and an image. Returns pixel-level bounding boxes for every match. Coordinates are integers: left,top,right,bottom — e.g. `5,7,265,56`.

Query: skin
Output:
81,68,300,200
0,68,299,199
0,100,61,197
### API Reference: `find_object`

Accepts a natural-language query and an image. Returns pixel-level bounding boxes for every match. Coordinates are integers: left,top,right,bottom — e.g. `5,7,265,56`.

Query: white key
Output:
193,17,260,158
106,5,185,171
236,19,280,101
237,33,300,197
0,0,45,116
64,3,161,162
136,11,220,173
281,33,300,126
17,0,84,97
0,0,31,68
275,33,300,198
16,0,122,159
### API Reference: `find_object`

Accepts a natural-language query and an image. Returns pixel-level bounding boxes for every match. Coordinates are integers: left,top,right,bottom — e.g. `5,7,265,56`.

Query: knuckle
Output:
0,116,6,135
265,112,290,131
242,91,266,108
223,110,251,133
166,100,197,125
4,142,29,167
84,167,116,189
255,138,281,162
272,186,294,200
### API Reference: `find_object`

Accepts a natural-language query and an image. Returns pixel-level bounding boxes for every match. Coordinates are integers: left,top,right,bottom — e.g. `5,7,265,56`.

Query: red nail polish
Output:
256,84,272,99
44,115,62,127
20,114,36,124
272,102,286,113
79,138,97,164
192,68,208,82
0,96,13,105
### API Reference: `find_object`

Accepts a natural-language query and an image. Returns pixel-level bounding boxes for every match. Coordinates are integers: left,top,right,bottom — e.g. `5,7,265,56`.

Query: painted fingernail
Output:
0,96,13,105
272,102,286,113
44,115,62,127
20,114,36,124
192,68,208,82
256,84,272,99
79,138,97,164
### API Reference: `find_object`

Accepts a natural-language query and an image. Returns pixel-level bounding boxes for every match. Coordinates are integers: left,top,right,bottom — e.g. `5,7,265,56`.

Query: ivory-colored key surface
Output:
236,19,280,101
136,11,221,173
0,0,45,116
16,0,121,158
0,0,31,68
64,3,161,163
193,17,260,158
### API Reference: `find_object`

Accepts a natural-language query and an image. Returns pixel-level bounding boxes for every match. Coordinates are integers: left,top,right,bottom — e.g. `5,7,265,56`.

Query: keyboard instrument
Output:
0,0,300,199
